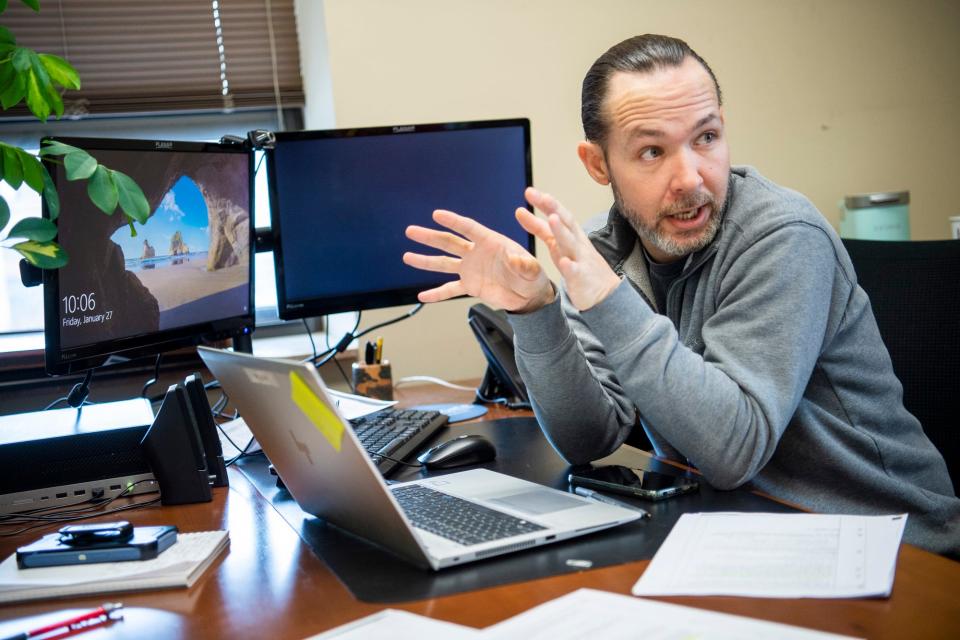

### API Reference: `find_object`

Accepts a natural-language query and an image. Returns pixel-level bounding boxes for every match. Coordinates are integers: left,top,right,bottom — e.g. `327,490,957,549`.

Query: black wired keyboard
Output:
391,484,546,545
350,407,448,475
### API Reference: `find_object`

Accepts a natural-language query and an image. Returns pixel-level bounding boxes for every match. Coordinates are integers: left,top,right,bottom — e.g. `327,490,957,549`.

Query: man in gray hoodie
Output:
403,34,959,556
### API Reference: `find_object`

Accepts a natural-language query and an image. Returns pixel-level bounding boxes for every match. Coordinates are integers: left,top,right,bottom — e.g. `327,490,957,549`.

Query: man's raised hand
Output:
403,208,555,313
518,187,621,311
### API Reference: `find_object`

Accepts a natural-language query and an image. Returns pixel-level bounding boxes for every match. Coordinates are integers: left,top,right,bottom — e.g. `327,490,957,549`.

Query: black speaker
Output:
183,373,229,487
140,384,212,505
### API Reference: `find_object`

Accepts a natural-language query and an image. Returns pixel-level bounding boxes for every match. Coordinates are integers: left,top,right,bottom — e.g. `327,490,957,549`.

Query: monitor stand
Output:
232,332,253,354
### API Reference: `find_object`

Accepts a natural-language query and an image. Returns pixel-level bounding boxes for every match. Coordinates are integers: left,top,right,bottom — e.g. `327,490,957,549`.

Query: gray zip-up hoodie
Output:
509,166,959,556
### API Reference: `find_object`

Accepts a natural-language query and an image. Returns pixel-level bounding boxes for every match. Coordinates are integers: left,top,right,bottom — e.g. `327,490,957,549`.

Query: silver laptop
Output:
198,346,641,570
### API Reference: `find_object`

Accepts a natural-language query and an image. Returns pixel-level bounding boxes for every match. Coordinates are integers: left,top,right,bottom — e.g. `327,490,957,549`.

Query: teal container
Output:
839,191,910,240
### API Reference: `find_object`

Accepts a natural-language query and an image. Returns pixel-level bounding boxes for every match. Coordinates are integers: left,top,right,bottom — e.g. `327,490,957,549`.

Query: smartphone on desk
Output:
568,465,699,501
17,524,178,568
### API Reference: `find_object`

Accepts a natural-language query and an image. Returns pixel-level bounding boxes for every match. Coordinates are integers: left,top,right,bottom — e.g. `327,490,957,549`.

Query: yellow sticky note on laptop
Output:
289,371,343,451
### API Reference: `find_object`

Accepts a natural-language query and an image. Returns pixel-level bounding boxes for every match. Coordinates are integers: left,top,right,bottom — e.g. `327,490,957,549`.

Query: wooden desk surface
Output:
0,383,957,639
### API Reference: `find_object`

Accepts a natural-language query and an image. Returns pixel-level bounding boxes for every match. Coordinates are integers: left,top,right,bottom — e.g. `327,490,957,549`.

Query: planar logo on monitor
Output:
392,125,415,133
154,141,173,149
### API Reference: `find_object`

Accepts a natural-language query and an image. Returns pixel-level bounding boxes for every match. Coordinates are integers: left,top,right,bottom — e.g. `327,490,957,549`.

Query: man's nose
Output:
670,148,704,195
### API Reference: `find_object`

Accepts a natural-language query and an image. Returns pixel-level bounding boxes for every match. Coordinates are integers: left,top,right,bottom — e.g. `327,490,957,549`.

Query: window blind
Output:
1,0,304,117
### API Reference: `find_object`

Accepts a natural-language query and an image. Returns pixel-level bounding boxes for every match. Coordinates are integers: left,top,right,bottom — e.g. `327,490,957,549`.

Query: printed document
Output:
306,609,479,639
484,588,860,639
632,512,906,598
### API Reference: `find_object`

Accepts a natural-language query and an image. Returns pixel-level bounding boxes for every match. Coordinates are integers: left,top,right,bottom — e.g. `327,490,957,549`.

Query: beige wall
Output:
305,0,960,383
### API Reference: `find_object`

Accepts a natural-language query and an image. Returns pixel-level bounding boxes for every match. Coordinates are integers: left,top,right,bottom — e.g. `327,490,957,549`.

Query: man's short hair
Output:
581,34,722,146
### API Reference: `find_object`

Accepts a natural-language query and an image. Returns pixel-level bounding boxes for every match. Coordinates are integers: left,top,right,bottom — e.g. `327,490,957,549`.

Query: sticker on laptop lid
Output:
289,371,344,451
243,367,280,387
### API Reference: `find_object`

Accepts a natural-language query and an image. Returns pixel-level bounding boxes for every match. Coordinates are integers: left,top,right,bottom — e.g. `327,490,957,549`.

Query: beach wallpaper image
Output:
110,175,248,331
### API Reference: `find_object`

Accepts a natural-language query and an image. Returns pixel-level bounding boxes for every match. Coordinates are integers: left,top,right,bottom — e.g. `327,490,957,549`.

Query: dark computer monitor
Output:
42,137,255,375
266,118,533,319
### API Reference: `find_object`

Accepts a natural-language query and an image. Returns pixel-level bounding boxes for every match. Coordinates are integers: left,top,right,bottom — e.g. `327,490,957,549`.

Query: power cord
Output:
394,375,476,391
140,353,163,398
306,303,425,369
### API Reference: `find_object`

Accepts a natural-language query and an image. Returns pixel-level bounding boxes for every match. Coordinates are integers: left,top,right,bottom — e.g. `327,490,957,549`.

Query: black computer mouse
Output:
417,434,496,470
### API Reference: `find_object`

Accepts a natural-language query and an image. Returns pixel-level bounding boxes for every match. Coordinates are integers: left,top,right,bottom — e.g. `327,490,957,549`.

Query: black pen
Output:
573,486,650,518
364,341,375,365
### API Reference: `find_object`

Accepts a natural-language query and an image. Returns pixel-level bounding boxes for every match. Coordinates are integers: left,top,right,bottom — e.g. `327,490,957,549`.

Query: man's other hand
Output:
520,187,621,311
403,209,555,313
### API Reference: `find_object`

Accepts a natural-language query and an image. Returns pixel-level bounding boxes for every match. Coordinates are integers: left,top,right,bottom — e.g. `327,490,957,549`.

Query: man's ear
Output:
577,141,610,186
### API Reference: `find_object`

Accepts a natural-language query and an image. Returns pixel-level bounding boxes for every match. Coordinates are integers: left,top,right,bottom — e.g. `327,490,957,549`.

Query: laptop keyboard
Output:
391,484,546,546
351,408,448,475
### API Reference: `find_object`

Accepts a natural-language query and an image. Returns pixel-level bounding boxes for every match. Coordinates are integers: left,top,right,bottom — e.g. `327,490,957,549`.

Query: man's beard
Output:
611,178,724,260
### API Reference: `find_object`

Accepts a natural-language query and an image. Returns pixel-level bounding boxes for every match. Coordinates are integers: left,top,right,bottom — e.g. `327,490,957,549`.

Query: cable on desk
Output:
225,437,261,467
307,312,363,368
334,358,352,391
140,353,163,398
367,451,424,469
394,375,477,391
43,369,97,410
475,388,531,411
306,303,424,370
0,479,162,537
302,318,318,361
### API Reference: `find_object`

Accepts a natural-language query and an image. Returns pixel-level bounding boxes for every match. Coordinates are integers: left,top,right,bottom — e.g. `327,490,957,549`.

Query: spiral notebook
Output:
0,530,228,604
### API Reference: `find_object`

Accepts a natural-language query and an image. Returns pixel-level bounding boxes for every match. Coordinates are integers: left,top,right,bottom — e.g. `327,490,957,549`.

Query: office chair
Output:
842,238,960,492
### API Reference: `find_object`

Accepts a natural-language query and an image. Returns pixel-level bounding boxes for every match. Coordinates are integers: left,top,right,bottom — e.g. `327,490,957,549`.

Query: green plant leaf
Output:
0,194,9,232
2,144,22,188
0,23,12,38
127,220,137,237
29,53,61,118
14,240,68,269
39,139,81,156
19,0,40,12
41,165,58,220
10,47,31,72
0,70,25,109
41,169,58,217
24,67,49,121
112,170,150,224
87,165,118,214
17,147,43,193
0,63,14,96
8,216,57,242
63,150,96,180
38,53,79,90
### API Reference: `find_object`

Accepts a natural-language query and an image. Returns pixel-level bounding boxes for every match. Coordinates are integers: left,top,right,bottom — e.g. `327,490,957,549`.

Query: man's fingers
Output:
416,279,464,303
432,209,491,242
405,225,472,256
548,213,581,257
402,252,461,274
525,186,559,216
515,208,553,243
526,186,580,233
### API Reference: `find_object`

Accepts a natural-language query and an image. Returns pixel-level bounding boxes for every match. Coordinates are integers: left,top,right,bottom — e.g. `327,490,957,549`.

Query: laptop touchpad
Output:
488,489,585,515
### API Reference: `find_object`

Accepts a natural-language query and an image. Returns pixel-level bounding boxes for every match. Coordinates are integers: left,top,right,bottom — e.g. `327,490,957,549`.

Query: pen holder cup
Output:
352,360,394,401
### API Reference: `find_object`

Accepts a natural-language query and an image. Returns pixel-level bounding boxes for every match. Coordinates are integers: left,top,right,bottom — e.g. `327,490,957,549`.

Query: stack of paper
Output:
310,512,908,639
0,530,229,603
631,512,906,598
308,588,861,639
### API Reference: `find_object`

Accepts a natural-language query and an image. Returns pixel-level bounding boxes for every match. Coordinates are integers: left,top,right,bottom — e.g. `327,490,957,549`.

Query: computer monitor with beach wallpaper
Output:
42,137,255,375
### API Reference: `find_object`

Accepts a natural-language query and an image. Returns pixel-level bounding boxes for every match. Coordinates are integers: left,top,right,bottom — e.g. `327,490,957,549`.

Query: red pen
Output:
1,602,123,640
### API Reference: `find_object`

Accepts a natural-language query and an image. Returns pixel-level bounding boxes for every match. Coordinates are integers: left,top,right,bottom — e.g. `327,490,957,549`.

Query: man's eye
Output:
639,147,662,161
697,131,718,144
